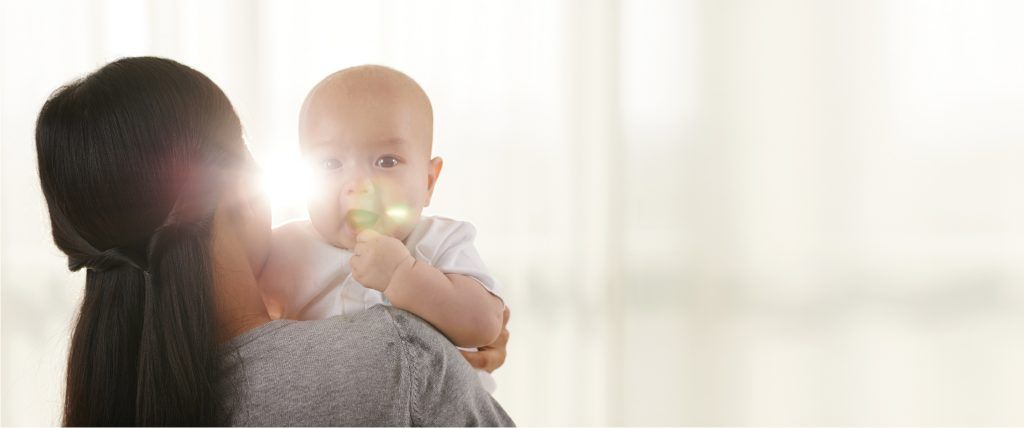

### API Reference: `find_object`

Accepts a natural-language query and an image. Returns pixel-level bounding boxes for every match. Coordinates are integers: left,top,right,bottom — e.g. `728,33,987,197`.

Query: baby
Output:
259,65,506,392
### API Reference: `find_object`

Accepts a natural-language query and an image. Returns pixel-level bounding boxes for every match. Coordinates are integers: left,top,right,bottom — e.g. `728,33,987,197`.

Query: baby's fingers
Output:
350,249,371,269
489,324,509,348
356,229,381,243
459,349,493,372
461,347,506,373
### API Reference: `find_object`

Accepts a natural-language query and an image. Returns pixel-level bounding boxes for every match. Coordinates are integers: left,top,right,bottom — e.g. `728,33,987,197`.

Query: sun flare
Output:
258,149,316,224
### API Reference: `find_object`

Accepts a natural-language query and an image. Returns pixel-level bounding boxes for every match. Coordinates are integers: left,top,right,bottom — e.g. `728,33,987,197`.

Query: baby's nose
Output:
345,176,376,196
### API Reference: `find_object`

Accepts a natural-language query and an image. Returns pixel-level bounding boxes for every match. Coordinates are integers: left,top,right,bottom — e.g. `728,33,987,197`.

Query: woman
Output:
36,56,513,426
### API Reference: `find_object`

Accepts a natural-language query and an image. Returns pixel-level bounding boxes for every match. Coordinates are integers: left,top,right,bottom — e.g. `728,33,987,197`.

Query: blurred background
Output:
3,0,1023,425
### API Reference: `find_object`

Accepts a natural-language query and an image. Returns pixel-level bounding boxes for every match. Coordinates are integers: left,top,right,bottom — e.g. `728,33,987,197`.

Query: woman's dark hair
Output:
35,57,247,426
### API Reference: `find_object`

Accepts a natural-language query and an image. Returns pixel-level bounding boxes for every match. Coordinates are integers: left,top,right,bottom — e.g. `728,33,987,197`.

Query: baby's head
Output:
299,65,442,250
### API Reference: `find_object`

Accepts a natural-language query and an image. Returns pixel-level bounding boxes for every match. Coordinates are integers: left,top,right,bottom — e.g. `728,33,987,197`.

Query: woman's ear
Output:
424,156,443,207
220,171,265,220
242,172,270,221
216,171,272,274
245,175,272,276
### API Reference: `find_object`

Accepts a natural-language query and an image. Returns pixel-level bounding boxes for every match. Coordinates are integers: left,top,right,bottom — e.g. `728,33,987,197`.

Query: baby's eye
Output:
375,155,400,169
320,158,341,170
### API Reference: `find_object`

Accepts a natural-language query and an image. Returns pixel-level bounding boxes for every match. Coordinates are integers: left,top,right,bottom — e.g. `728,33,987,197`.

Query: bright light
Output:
385,205,410,224
259,148,315,224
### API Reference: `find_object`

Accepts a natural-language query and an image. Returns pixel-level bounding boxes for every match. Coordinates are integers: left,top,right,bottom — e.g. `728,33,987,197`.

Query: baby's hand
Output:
351,229,414,292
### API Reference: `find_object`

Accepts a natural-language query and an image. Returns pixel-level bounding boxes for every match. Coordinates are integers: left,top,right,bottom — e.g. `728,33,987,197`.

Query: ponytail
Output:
136,220,221,425
64,268,147,425
63,221,224,426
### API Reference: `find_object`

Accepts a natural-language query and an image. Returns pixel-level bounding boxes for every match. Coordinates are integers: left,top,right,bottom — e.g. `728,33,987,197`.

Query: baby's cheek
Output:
391,225,412,243
308,200,348,245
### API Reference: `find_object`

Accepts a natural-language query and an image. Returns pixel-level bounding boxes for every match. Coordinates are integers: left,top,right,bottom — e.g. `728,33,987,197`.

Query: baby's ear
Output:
425,156,443,206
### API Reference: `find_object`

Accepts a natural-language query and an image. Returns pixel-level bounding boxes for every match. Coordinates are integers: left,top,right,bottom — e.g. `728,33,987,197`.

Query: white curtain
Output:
2,0,1022,425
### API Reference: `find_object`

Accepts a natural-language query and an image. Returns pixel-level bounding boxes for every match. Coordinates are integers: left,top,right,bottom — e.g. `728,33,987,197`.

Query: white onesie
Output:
259,215,502,392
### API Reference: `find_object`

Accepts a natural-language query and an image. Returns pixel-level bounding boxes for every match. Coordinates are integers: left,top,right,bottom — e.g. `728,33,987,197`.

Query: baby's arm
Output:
387,263,504,348
351,229,505,348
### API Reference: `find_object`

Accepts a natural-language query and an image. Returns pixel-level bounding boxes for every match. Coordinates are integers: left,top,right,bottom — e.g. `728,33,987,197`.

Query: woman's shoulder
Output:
230,305,450,356
220,306,514,426
219,306,420,426
231,305,412,349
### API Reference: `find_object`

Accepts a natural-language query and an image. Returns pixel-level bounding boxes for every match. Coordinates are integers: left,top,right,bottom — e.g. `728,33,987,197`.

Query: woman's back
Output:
220,305,513,426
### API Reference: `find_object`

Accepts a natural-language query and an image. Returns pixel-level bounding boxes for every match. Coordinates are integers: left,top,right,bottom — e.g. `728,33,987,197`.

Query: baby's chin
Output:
326,234,356,251
304,217,354,250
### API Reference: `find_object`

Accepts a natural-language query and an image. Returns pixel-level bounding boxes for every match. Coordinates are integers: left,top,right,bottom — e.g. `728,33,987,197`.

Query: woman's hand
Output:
460,306,510,373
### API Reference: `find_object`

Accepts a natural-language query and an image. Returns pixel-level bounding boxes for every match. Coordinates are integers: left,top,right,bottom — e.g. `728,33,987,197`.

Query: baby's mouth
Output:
345,209,380,232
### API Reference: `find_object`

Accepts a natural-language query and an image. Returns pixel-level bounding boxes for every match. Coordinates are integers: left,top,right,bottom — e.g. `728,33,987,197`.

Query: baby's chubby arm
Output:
350,229,505,348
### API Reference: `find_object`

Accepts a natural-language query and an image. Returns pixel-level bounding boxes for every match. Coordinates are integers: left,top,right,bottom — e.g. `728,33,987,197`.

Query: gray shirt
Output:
219,305,514,426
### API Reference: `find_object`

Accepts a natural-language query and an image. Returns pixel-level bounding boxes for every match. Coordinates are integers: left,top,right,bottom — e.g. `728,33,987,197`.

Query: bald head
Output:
297,66,445,250
299,65,433,152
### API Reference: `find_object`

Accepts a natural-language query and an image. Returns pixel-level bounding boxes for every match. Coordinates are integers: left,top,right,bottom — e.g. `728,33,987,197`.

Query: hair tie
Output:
69,246,148,273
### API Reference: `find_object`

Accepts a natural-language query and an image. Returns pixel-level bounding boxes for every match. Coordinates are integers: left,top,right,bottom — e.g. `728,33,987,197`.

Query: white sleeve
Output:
407,218,502,301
